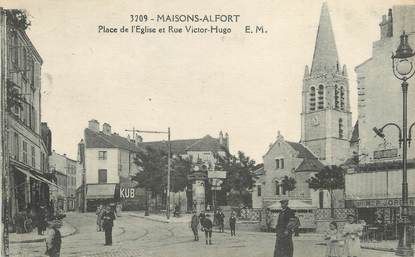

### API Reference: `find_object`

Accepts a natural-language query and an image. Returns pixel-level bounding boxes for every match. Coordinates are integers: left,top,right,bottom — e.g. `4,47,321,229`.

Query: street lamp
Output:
387,31,414,257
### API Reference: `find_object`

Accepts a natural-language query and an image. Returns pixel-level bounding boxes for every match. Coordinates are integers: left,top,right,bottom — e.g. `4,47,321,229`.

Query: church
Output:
252,3,354,217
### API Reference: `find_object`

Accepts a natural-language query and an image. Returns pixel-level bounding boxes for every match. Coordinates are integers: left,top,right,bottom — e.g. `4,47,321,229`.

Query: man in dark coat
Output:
218,210,225,232
190,211,200,241
102,206,116,246
274,199,296,257
45,220,62,257
229,211,237,236
202,214,213,245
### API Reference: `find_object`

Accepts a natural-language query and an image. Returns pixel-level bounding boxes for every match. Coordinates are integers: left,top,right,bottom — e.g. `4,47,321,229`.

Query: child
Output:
324,221,340,257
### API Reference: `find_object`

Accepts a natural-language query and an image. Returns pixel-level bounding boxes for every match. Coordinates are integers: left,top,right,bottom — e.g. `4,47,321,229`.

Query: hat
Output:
280,199,289,203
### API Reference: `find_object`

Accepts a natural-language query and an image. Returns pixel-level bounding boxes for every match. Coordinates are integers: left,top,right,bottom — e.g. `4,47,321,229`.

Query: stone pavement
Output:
9,212,400,257
9,220,77,243
126,211,192,223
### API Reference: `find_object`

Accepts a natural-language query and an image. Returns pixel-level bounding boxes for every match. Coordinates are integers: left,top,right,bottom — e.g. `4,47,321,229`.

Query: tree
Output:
170,156,192,193
307,165,345,218
217,151,258,207
281,175,296,194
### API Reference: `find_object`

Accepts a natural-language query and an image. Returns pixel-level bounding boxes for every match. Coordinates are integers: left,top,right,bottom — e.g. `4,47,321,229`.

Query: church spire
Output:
310,2,339,75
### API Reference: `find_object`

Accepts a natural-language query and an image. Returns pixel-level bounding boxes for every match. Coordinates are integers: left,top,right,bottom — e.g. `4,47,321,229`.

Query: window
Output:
309,86,316,111
318,85,324,110
22,141,27,164
276,158,284,169
275,181,280,196
257,185,262,197
31,146,35,167
339,119,344,139
98,169,107,184
98,151,107,160
334,85,339,109
13,133,19,160
340,87,345,110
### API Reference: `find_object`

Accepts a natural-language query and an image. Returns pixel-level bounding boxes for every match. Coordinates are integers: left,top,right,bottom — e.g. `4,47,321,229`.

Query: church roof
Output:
310,2,340,75
350,121,359,143
286,142,317,159
84,128,144,153
296,158,325,172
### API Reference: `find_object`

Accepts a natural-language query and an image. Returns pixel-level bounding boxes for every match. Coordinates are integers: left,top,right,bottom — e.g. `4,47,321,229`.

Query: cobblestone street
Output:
9,212,396,257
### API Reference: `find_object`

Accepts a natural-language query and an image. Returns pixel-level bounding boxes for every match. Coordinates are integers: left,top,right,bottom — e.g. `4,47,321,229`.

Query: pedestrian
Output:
273,199,296,257
324,221,340,257
96,204,103,232
199,211,205,229
190,211,200,241
202,213,213,245
102,205,116,246
37,205,46,235
45,219,62,257
218,209,225,232
342,214,363,257
229,211,237,236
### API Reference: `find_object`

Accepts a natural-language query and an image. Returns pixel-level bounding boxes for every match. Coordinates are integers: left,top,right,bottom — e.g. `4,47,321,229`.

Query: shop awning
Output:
86,184,117,199
14,166,63,190
268,200,317,210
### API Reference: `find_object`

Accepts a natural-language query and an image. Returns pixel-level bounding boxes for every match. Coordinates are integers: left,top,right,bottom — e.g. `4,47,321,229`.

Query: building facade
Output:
1,9,56,232
49,151,80,211
79,119,145,211
345,6,415,228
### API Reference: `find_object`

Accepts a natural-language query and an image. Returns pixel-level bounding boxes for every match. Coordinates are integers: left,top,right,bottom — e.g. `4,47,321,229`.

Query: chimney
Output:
102,123,111,135
136,135,143,143
88,119,99,132
379,9,393,40
219,131,224,144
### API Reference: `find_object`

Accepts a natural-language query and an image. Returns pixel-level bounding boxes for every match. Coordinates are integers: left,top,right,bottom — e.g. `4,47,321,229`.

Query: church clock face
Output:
312,116,320,126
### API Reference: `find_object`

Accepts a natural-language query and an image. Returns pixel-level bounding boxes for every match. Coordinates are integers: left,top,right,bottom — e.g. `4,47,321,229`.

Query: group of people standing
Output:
96,204,116,246
324,215,363,257
190,209,237,245
273,199,363,257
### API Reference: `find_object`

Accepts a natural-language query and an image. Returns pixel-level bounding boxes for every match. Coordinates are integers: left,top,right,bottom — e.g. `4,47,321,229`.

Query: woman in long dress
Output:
342,214,363,257
324,221,340,257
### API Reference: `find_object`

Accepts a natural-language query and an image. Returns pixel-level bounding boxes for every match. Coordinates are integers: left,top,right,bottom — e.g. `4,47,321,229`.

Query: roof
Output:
296,158,325,172
253,165,265,176
84,128,144,153
350,121,359,143
286,142,318,159
141,135,227,154
310,2,339,75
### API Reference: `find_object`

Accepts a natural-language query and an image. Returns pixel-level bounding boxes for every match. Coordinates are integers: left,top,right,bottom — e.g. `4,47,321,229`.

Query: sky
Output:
2,0,413,162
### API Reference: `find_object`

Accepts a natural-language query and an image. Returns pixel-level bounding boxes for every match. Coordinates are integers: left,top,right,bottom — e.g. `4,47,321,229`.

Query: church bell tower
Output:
300,2,352,165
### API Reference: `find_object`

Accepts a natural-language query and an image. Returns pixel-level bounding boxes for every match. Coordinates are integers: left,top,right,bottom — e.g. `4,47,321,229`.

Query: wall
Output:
356,6,415,163
85,148,119,184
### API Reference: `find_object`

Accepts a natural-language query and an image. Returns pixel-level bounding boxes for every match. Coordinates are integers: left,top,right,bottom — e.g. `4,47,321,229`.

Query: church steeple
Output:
310,2,339,75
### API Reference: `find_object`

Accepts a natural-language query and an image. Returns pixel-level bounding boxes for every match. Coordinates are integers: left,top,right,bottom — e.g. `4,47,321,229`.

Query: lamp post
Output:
126,127,171,220
374,31,415,257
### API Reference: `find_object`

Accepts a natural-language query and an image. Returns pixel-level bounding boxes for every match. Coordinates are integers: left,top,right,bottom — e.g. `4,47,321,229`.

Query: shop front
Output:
85,183,120,212
9,164,59,232
346,198,415,240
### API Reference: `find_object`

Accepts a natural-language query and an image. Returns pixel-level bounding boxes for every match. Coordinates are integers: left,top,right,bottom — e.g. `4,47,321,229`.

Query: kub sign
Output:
120,187,135,198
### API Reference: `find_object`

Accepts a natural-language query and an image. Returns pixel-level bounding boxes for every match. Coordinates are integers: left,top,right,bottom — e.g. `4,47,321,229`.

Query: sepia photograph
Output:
1,0,415,256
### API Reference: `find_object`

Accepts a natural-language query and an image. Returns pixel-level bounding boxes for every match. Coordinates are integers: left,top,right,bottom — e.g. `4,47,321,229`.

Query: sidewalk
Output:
9,220,77,244
126,211,192,223
361,240,396,252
